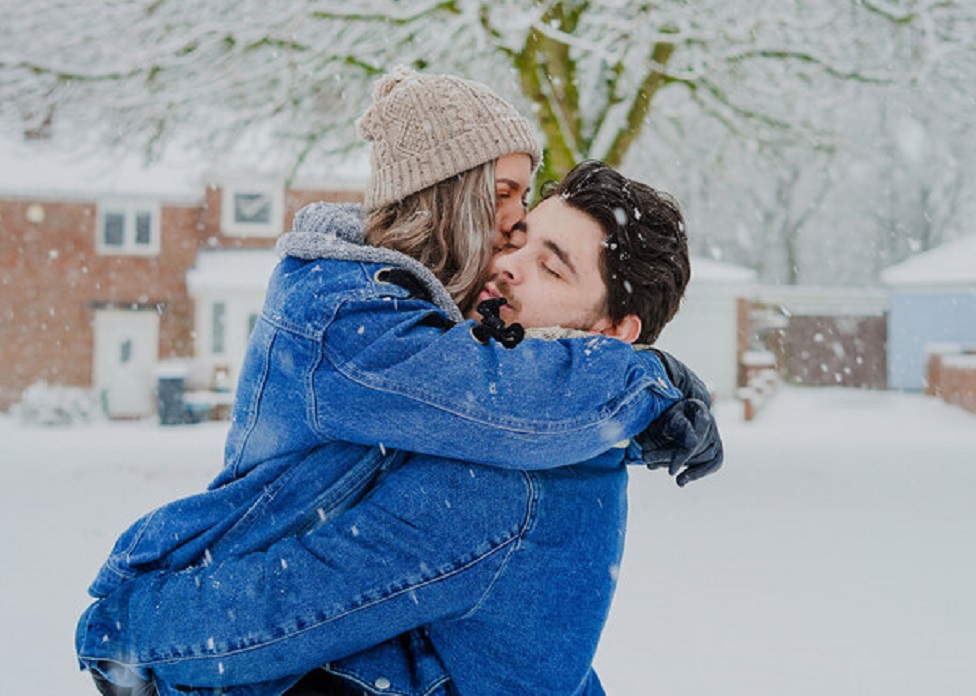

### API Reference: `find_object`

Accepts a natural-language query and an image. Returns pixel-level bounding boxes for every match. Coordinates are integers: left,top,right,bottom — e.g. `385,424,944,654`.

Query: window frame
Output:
95,199,162,256
211,301,227,356
220,181,284,238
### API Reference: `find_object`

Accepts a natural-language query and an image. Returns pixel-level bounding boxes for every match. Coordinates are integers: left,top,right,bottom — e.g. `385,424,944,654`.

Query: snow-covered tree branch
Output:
1,0,973,284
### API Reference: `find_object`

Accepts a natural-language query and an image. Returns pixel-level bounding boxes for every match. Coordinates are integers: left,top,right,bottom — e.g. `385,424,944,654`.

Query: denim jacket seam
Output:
227,324,277,478
520,471,544,538
262,309,321,341
260,279,367,340
264,261,413,341
113,508,162,570
318,344,662,435
455,472,537,622
305,329,326,437
93,529,524,667
296,450,393,537
211,452,389,572
204,465,299,564
101,559,138,582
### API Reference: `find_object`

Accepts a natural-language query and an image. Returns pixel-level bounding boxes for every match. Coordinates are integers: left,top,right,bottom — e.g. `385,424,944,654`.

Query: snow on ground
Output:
1,386,974,695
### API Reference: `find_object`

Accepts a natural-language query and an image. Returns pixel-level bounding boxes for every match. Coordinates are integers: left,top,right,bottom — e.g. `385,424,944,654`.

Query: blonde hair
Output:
364,160,496,314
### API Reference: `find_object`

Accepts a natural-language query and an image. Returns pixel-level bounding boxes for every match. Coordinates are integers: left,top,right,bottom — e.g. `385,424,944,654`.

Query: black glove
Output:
637,350,724,486
91,667,157,696
653,349,712,404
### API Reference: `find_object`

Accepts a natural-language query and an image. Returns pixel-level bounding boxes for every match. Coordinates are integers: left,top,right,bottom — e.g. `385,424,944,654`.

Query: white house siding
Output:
655,257,757,399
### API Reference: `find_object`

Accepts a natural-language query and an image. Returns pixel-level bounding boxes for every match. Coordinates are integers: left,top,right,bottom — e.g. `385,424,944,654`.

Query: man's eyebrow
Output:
520,219,576,277
543,239,578,278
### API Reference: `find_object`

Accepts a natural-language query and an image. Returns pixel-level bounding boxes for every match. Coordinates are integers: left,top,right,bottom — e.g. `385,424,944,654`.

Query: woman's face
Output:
493,153,533,248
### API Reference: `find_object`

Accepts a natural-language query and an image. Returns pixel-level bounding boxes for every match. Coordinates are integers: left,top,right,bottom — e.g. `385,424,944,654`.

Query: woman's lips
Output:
479,284,501,303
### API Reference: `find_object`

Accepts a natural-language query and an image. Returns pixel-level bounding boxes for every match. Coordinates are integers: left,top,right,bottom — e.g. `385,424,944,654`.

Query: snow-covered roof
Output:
881,234,976,288
690,256,757,284
186,249,280,294
751,285,888,316
0,128,368,202
0,131,206,201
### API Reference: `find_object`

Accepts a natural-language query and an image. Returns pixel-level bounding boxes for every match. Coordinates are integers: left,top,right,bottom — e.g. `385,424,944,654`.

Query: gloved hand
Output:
90,664,156,696
637,350,724,486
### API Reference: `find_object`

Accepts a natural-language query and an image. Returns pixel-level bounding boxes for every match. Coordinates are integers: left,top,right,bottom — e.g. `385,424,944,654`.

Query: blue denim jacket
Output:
79,446,638,695
77,204,679,694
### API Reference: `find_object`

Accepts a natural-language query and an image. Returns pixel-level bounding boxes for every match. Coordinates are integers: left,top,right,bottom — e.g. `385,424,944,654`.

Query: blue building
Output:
881,235,976,391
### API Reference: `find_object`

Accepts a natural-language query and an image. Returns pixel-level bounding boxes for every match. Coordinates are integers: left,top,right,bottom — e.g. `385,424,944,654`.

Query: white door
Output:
93,309,159,418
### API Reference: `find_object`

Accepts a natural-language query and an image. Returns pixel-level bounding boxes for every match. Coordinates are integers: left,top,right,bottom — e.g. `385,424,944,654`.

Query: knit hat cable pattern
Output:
356,66,543,210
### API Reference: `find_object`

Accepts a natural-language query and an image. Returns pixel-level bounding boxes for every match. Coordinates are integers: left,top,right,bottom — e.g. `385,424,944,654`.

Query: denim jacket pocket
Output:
323,629,454,696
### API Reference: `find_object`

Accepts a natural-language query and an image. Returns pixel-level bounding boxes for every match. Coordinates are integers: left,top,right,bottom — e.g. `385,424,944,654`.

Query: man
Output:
481,164,687,345
77,161,720,695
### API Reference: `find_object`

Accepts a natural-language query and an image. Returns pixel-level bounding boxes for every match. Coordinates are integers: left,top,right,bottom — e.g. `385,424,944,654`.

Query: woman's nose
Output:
490,229,507,254
495,202,525,238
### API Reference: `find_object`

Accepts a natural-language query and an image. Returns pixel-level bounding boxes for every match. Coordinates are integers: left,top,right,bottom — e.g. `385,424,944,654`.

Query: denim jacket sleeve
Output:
76,458,533,691
269,259,681,469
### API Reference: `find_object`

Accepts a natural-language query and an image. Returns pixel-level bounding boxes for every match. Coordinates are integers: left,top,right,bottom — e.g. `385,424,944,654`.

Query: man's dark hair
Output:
542,160,691,343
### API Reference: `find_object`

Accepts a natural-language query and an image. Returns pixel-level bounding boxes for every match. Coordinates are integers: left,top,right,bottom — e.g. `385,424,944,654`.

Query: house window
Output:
95,201,160,255
212,302,226,355
135,211,153,245
220,182,284,237
96,201,161,255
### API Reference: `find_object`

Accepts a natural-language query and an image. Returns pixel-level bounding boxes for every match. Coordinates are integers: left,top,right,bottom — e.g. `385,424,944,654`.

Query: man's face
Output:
475,196,616,334
492,153,533,244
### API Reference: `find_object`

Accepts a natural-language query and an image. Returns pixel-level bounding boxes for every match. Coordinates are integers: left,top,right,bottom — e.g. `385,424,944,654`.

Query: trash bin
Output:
157,375,185,425
155,360,191,425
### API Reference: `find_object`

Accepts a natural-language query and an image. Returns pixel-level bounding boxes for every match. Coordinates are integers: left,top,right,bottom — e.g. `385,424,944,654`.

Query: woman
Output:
78,68,713,695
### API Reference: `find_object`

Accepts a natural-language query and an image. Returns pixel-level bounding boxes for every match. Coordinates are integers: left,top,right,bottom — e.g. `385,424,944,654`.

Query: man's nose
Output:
491,249,522,284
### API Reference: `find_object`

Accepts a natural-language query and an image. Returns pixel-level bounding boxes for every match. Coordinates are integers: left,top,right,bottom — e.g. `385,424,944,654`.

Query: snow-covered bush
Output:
11,381,103,426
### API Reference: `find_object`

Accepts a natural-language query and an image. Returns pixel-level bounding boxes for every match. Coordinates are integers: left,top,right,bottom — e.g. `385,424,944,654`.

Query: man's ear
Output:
599,314,642,344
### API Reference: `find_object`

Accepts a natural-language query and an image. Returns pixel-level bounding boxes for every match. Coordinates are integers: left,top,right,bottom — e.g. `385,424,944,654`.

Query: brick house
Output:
0,137,362,416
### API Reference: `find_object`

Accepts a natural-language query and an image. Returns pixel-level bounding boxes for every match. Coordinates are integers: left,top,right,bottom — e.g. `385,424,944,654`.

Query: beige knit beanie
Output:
357,66,543,210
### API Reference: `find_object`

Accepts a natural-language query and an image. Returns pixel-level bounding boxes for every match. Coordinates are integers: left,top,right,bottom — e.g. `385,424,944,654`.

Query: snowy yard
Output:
1,386,974,695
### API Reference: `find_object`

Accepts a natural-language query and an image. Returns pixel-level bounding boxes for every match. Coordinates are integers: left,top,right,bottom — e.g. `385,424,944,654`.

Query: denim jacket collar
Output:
276,202,464,323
